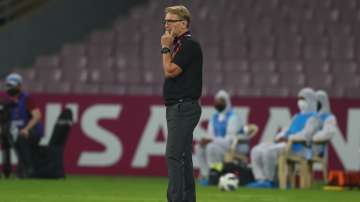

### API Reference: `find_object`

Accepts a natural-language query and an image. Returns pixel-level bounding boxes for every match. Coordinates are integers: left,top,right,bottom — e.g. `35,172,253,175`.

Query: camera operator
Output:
4,73,44,178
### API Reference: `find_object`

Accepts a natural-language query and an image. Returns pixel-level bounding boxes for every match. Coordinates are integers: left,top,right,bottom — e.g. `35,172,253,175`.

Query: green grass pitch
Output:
0,176,358,202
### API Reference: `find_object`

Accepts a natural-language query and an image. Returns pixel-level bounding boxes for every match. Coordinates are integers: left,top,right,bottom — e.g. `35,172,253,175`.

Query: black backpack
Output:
208,162,255,186
32,108,73,179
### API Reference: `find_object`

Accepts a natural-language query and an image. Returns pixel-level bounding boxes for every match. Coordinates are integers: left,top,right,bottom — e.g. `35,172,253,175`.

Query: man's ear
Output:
181,21,187,28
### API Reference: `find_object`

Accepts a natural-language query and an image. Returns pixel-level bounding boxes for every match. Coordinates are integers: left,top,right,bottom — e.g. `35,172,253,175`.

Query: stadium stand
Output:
8,0,360,97
0,0,47,27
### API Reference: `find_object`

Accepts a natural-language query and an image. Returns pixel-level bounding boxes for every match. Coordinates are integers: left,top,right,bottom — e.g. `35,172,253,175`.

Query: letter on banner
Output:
331,109,360,171
78,104,122,167
260,107,292,143
132,106,167,168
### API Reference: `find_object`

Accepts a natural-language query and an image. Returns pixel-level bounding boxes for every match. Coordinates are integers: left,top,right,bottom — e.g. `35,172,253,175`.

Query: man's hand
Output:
20,128,30,138
199,138,212,146
275,136,287,143
161,30,175,48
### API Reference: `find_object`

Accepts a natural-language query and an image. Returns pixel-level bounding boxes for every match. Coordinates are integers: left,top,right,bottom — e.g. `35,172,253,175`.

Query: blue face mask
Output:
317,102,322,112
6,88,20,97
215,103,226,112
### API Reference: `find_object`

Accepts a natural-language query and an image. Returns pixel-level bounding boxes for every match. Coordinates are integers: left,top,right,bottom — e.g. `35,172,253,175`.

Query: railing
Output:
0,0,47,27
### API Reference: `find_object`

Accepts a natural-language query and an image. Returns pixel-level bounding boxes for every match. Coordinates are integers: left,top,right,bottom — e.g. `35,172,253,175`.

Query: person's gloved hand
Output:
20,128,30,138
199,138,212,146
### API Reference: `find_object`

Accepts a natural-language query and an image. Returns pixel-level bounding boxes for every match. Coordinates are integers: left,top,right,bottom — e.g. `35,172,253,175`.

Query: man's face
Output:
164,13,186,36
5,85,21,99
214,97,226,112
215,97,226,107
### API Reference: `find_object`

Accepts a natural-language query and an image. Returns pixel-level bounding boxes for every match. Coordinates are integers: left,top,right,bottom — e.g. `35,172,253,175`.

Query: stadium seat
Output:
234,87,262,97
277,61,303,74
249,60,276,74
333,74,360,88
306,74,333,89
303,60,331,74
26,81,45,93
34,55,60,69
224,72,251,87
307,140,331,185
60,44,86,57
87,57,114,71
87,44,113,58
87,68,116,84
224,124,259,164
303,44,329,60
45,81,72,94
116,69,142,84
280,73,306,90
253,73,280,88
72,83,100,94
21,0,360,98
263,87,290,97
11,68,36,83
223,60,249,73
100,84,127,95
331,62,357,74
88,30,116,45
61,56,87,69
36,68,62,83
143,70,164,85
278,140,311,189
326,23,352,37
127,85,154,95
276,43,302,60
62,68,88,83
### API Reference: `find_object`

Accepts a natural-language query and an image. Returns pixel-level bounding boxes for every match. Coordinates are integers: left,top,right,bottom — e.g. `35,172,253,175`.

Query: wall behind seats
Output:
0,0,147,76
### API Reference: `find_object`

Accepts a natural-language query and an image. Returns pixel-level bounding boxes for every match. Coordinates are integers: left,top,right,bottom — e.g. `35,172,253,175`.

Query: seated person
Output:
312,90,337,157
195,90,247,185
247,88,318,188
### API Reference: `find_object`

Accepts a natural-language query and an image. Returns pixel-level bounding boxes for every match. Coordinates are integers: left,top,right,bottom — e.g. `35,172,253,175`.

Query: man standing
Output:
4,73,44,178
160,5,202,202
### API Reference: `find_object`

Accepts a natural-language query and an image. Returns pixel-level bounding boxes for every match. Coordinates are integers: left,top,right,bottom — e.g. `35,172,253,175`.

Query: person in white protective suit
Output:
247,88,319,188
312,90,337,157
195,90,248,185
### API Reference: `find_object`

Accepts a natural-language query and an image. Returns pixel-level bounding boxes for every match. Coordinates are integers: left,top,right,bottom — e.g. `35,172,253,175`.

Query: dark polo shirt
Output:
163,31,203,105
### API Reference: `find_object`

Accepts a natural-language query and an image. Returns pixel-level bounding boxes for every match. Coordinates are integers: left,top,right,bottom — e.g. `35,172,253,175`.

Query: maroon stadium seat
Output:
22,0,360,98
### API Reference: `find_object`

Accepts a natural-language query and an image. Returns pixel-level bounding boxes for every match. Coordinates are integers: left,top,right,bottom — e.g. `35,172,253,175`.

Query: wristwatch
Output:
161,47,171,54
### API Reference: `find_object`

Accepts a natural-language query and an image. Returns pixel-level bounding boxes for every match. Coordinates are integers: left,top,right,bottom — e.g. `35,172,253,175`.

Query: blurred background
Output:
1,0,359,97
0,0,359,188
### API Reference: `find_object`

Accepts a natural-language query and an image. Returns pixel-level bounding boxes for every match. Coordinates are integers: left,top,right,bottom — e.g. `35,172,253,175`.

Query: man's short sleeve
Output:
26,96,37,111
172,40,196,70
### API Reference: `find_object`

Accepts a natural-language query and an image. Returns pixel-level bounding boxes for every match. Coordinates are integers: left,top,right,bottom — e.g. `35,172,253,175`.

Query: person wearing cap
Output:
195,90,247,185
4,73,44,178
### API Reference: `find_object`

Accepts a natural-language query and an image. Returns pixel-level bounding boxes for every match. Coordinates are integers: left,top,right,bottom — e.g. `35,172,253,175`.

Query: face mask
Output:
317,102,322,112
297,100,308,112
6,88,20,97
215,103,226,112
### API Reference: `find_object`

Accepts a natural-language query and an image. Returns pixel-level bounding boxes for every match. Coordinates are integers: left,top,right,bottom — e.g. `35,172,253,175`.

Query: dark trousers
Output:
166,100,201,202
14,133,40,178
1,132,11,178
